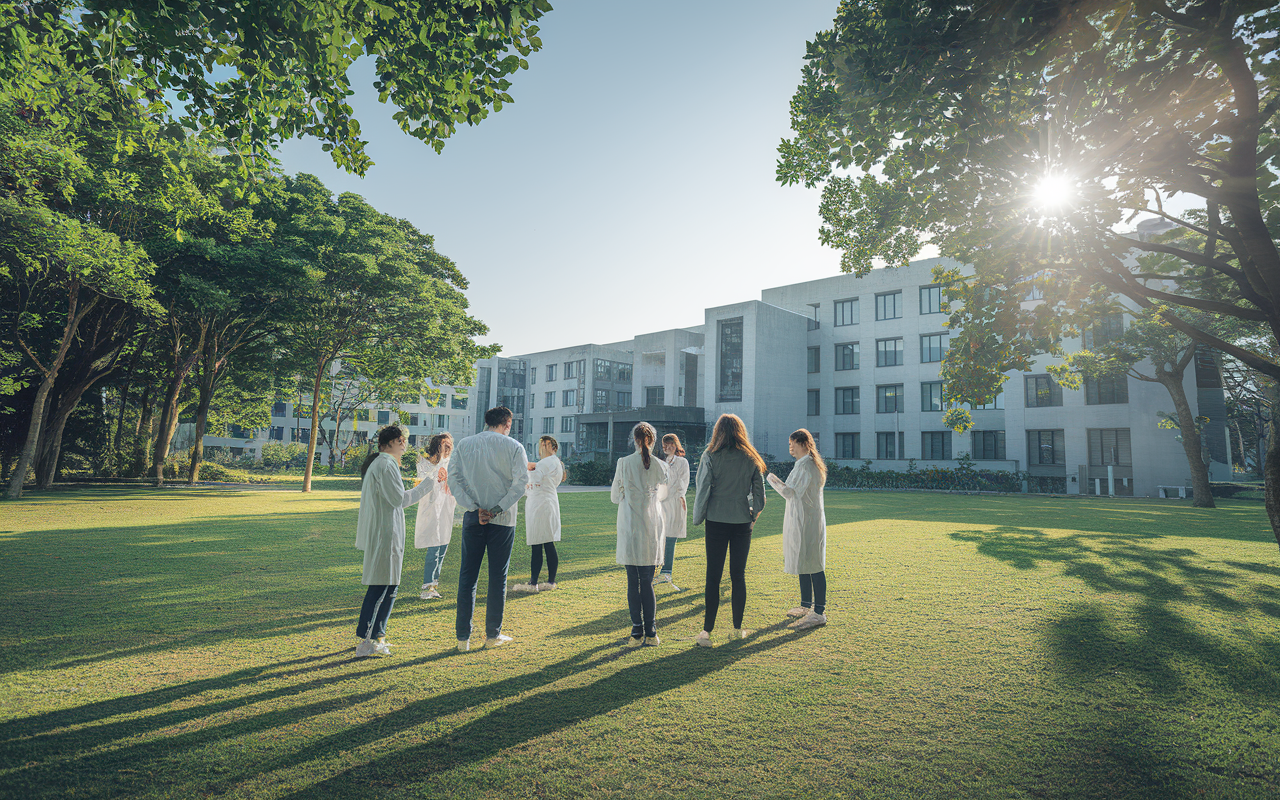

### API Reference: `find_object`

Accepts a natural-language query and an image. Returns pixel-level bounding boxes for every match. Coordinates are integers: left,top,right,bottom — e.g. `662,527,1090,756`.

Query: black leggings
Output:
531,542,558,584
703,520,753,632
800,571,827,614
625,564,657,637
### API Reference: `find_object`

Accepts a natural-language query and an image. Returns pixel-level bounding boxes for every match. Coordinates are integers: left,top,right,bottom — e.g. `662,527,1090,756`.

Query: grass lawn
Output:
0,486,1277,799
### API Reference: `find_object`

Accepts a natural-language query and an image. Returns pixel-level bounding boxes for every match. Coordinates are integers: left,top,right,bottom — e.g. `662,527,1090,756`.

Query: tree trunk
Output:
187,375,215,484
152,371,185,487
1265,386,1280,552
1156,371,1215,509
302,367,324,492
131,386,155,478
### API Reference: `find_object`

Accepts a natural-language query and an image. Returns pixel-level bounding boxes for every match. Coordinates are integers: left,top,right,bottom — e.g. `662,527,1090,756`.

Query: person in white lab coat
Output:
765,428,828,631
353,425,434,657
610,422,669,646
513,435,564,593
414,432,456,600
654,433,690,587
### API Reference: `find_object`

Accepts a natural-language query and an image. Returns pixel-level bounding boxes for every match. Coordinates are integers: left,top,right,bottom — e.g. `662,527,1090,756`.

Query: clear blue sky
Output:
277,1,844,356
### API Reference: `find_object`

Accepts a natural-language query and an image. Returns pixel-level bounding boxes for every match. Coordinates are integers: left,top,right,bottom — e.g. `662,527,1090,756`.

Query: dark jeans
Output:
800,571,827,615
455,510,516,641
625,564,657,637
357,584,398,639
661,536,678,575
531,542,559,584
703,519,753,632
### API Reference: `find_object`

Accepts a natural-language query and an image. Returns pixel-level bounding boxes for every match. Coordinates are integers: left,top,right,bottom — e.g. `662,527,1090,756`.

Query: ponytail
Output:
632,422,656,469
361,425,407,479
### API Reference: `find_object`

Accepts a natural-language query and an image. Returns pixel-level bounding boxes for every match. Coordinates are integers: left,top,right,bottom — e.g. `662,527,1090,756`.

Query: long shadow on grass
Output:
953,526,1280,701
273,631,804,798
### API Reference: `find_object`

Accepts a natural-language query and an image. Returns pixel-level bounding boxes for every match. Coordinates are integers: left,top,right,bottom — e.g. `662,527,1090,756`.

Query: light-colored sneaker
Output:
694,630,713,648
355,638,376,657
420,585,442,600
374,641,392,655
733,628,752,640
786,606,810,618
457,639,471,652
789,611,827,630
537,582,557,591
652,573,672,585
511,583,539,593
485,633,514,648
643,634,660,646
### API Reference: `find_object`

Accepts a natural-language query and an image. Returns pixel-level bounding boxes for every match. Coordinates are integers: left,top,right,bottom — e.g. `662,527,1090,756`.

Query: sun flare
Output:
1032,173,1076,210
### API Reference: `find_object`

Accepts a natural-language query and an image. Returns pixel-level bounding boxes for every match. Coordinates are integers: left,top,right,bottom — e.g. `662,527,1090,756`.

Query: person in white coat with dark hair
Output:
354,425,434,657
513,435,564,592
610,422,669,646
414,432,456,600
765,428,828,630
654,433,690,588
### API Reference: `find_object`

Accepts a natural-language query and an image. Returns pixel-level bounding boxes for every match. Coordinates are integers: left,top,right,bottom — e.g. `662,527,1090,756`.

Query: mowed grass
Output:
0,487,1278,799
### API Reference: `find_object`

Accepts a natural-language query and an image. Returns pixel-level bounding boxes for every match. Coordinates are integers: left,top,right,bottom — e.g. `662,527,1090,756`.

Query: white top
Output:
413,456,457,549
524,454,563,545
447,430,529,528
766,455,827,575
356,452,433,585
610,450,670,566
659,455,690,539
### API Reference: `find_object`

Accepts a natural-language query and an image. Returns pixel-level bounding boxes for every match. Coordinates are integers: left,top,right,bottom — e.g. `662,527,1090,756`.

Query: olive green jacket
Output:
692,447,766,526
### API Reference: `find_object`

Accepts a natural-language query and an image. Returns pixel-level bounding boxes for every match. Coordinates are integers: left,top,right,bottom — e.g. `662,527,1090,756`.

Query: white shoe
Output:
694,631,713,648
643,633,660,646
420,585,442,600
652,573,672,585
355,638,376,657
537,582,557,591
374,641,392,655
786,606,810,618
485,633,514,648
733,628,752,639
457,639,471,652
511,583,539,593
789,611,827,630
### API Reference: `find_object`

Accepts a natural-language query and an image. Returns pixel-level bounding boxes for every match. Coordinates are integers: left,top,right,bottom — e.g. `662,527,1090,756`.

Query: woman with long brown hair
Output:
414,432,455,600
655,433,690,588
691,413,766,647
610,422,669,645
766,428,828,630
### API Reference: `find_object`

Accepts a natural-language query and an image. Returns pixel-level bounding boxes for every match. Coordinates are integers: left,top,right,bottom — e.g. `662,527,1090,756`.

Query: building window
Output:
546,364,557,382
875,291,902,320
920,381,945,412
644,386,664,406
876,338,904,367
717,317,744,403
835,387,859,415
595,359,612,380
408,434,417,446
530,367,536,384
807,389,820,416
594,389,609,412
834,298,859,326
564,360,579,379
972,430,1006,460
970,391,1005,410
1085,313,1125,349
834,432,860,459
617,391,631,407
561,416,576,433
377,410,390,425
272,401,286,417
408,414,419,426
876,431,905,459
452,395,468,410
1088,428,1132,466
544,391,555,408
920,333,947,363
433,414,447,428
270,426,284,441
835,342,859,371
542,417,555,434
921,431,952,460
920,285,943,315
1025,375,1063,408
808,346,820,374
355,409,371,422
1085,375,1128,405
876,384,904,413
563,389,576,407
1028,430,1066,465
617,363,632,382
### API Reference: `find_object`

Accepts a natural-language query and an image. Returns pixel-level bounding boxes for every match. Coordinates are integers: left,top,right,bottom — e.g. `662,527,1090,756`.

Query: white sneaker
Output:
652,573,672,585
354,638,376,657
485,633,514,648
457,639,471,652
511,583,539,593
733,628,752,640
420,585,442,599
786,606,810,618
374,641,392,655
694,631,713,648
537,582,557,591
789,611,827,630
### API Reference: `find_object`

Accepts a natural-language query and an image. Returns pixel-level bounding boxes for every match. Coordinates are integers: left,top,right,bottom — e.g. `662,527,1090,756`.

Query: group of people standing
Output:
351,405,828,656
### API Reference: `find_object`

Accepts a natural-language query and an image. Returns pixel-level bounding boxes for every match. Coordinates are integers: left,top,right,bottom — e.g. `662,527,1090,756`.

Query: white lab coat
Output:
525,454,563,545
659,455,690,539
766,455,826,575
356,453,433,585
611,450,669,566
413,455,457,549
